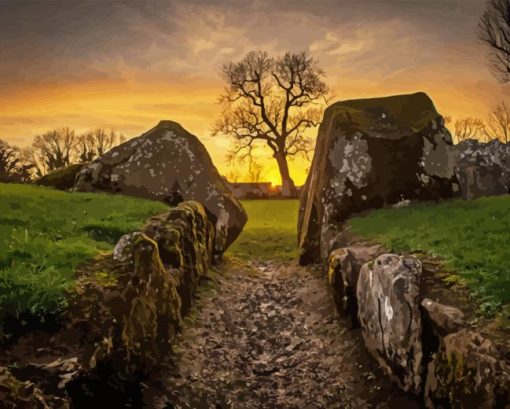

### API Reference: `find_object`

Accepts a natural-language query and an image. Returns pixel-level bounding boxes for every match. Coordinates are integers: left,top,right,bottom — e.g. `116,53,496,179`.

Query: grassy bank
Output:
0,183,167,323
349,195,510,314
227,199,299,261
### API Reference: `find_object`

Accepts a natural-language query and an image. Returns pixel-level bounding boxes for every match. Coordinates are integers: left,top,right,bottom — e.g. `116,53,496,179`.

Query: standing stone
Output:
74,121,247,253
356,254,423,394
298,93,460,264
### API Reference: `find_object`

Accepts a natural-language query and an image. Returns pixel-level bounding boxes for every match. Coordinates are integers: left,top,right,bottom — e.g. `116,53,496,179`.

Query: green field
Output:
349,195,510,314
0,183,167,323
227,199,299,261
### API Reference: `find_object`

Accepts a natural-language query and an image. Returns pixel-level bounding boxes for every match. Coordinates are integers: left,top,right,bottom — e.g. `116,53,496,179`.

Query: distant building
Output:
228,182,276,199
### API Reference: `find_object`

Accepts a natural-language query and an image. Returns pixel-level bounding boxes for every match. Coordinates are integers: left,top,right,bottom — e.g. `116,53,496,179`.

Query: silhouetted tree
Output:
31,127,77,176
485,102,510,142
213,51,330,196
479,0,510,83
77,129,125,162
247,160,265,183
454,117,487,142
0,140,33,183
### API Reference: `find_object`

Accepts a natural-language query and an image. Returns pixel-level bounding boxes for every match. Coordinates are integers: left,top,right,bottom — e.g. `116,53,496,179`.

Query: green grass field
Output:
349,195,510,314
0,183,167,323
227,199,299,261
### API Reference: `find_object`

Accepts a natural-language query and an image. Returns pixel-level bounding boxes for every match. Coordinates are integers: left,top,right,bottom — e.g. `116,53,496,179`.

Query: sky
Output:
1,0,508,185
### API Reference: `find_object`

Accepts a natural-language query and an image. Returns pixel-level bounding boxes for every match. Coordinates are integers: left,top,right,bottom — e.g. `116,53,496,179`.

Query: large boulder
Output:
356,254,423,394
74,121,247,253
298,92,460,264
451,139,510,199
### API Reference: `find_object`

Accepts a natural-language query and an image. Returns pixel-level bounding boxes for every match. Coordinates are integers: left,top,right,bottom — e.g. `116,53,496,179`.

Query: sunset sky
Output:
1,0,509,185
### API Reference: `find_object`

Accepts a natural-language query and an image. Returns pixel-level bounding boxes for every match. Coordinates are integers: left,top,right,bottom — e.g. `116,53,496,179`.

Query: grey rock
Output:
356,254,423,393
298,92,460,264
328,244,384,322
420,298,464,336
74,120,247,253
451,138,510,199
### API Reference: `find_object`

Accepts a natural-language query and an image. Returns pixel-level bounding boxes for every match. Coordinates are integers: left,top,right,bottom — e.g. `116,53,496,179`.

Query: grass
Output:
0,183,168,323
348,195,510,314
227,199,299,261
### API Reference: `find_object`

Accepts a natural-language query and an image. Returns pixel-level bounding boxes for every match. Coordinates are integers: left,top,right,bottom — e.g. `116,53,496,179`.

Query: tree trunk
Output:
274,152,296,197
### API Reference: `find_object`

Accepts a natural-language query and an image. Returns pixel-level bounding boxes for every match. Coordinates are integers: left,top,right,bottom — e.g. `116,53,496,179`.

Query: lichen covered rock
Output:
88,201,214,371
141,200,215,313
356,254,423,393
74,120,247,253
424,329,510,408
298,92,459,264
451,139,510,199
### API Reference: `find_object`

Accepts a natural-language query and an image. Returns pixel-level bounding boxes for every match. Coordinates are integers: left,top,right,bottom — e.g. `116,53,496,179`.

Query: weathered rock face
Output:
78,200,214,382
328,244,384,325
424,330,510,408
298,92,460,264
74,121,247,253
140,200,215,314
421,298,464,337
356,254,423,393
451,139,510,199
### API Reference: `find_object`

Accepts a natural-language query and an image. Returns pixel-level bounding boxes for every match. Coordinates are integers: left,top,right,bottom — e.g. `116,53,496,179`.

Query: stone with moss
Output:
424,329,510,408
73,120,247,253
85,200,214,374
298,92,460,264
141,200,215,314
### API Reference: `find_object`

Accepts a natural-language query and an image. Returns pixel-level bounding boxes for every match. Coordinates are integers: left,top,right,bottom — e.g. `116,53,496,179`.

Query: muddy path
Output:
145,259,419,409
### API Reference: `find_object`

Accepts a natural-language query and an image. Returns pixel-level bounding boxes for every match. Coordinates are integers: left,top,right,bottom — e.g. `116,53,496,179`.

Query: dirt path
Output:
146,259,418,409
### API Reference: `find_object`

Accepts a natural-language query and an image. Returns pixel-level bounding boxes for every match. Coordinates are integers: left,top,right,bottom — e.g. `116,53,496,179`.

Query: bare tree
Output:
479,0,510,83
31,127,77,176
213,51,330,196
485,102,510,142
454,117,487,143
247,160,265,183
0,140,33,183
77,129,125,162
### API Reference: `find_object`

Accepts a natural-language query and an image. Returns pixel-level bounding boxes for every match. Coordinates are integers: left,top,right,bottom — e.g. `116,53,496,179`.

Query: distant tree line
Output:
446,102,510,144
0,128,125,183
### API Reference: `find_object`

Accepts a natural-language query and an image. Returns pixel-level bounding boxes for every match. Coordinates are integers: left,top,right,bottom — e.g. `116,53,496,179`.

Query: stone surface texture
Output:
74,120,247,253
356,254,423,394
298,92,460,264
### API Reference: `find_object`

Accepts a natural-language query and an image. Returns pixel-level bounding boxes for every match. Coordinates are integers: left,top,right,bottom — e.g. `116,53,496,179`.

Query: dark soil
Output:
144,258,419,409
